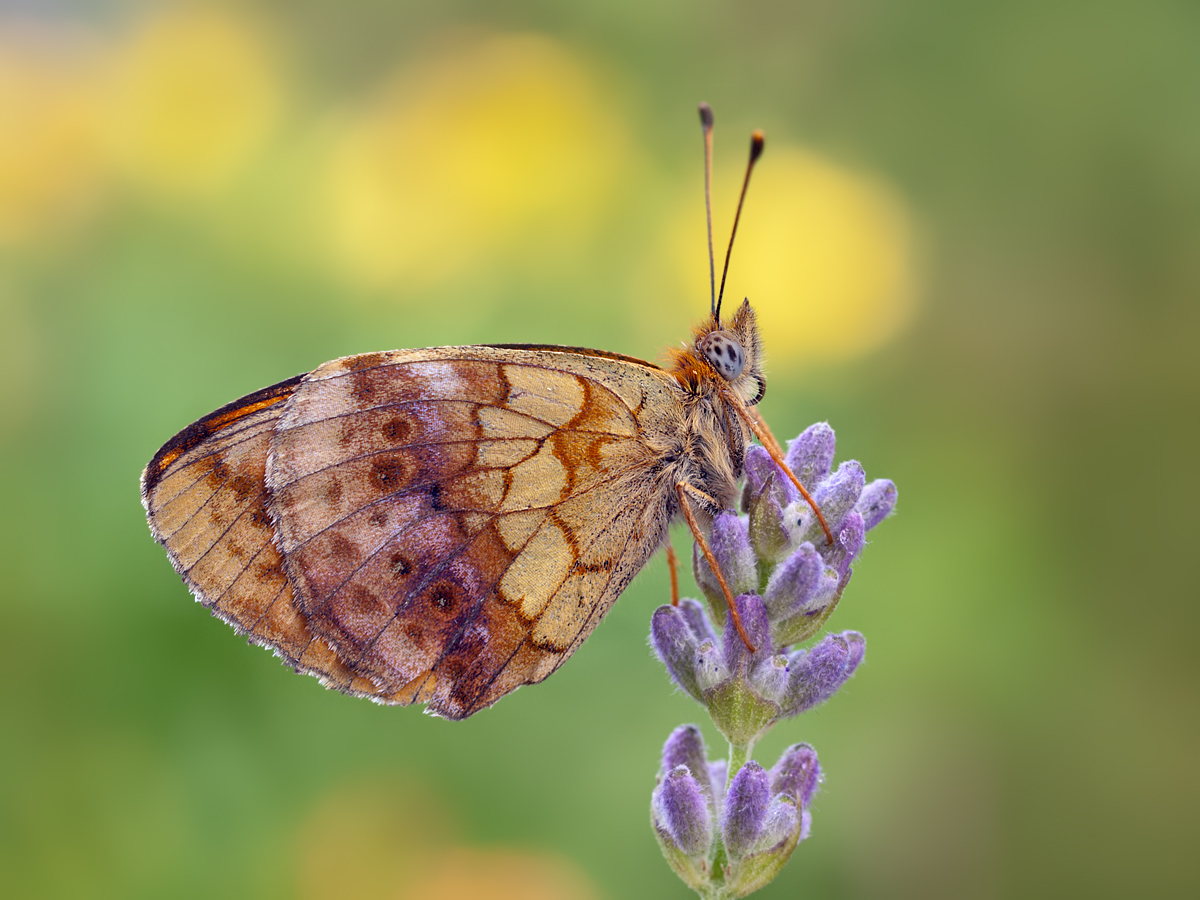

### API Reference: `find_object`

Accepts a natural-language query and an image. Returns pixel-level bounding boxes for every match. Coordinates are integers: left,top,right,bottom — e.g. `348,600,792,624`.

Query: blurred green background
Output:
2,1,1197,898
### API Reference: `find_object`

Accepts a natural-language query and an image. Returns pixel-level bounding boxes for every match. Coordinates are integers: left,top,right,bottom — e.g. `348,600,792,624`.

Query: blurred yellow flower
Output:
105,9,282,198
293,778,598,900
0,27,108,245
405,848,599,900
671,146,918,367
294,778,452,900
324,33,631,288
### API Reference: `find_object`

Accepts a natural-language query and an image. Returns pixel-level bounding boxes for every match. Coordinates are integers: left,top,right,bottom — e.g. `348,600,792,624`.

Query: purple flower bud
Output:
722,761,771,859
744,446,798,564
650,605,705,702
662,725,715,804
748,654,790,704
827,511,866,581
693,513,758,598
763,542,823,618
754,794,801,852
694,640,730,694
796,460,864,543
785,422,836,488
771,563,842,648
744,445,797,503
678,598,719,647
857,478,897,531
782,632,865,717
770,743,821,809
655,765,713,856
722,594,772,675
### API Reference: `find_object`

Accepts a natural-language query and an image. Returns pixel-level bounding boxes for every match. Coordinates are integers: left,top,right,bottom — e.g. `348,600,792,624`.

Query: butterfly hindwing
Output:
140,376,391,700
266,347,682,718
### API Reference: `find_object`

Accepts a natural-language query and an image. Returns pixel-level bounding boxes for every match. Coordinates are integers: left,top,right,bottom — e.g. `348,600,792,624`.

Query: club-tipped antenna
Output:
715,128,765,323
698,103,716,318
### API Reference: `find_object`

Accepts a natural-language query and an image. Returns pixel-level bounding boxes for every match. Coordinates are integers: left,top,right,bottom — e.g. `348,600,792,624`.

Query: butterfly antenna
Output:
699,103,717,320
715,128,765,323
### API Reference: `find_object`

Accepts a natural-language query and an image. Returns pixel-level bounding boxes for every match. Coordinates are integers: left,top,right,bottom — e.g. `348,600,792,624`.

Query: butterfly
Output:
140,105,831,720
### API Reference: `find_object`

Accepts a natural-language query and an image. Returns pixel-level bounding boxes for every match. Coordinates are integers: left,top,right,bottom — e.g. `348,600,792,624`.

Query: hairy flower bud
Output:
785,422,836,488
650,604,704,702
857,478,898,531
656,766,713,855
722,761,771,859
782,632,865,717
770,743,821,809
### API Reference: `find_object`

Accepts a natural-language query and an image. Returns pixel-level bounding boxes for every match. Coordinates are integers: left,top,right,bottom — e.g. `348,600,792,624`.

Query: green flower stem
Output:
726,740,753,788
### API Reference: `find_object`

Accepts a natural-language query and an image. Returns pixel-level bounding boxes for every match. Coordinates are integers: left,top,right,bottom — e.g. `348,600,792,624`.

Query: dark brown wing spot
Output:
344,351,390,372
368,508,388,527
228,473,256,503
328,534,357,565
351,371,377,403
381,415,413,444
428,580,459,614
347,585,387,620
389,552,411,578
324,478,344,506
371,455,415,491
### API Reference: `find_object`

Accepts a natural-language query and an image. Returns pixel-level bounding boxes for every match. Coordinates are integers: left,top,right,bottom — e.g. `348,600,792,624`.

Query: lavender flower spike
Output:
648,422,895,896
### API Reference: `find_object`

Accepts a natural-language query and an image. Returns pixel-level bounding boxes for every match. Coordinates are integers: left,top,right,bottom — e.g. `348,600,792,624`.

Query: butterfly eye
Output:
697,330,746,381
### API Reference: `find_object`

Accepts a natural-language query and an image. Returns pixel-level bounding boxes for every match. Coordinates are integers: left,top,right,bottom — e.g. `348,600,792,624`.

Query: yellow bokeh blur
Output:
294,778,452,900
406,848,599,900
292,777,597,900
670,146,917,367
104,8,282,198
0,27,108,244
324,33,632,288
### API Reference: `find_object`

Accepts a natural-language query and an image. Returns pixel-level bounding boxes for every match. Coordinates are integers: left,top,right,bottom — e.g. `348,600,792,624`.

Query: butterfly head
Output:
689,298,766,406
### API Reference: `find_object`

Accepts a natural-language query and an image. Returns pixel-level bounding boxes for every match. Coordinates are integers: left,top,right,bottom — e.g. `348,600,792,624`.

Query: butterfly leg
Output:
665,543,681,606
674,481,757,652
